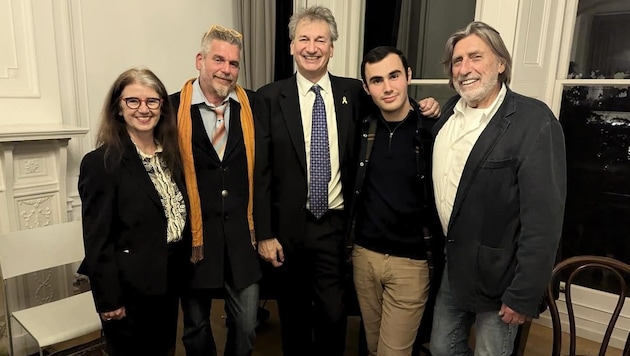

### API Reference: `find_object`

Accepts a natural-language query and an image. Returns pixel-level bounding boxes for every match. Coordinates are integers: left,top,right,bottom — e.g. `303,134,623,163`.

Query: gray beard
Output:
215,85,231,98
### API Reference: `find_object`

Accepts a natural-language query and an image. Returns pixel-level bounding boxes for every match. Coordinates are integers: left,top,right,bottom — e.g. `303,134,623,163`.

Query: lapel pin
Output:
342,96,348,104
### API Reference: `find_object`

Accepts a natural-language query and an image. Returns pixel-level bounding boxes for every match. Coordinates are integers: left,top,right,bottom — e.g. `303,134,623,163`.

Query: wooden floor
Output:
181,300,625,356
53,299,621,355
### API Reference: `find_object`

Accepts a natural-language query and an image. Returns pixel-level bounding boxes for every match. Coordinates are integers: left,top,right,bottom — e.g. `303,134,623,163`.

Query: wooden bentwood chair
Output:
545,255,630,356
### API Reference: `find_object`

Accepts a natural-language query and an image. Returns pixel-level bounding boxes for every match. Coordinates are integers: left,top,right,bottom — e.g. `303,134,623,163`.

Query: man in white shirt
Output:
430,21,566,356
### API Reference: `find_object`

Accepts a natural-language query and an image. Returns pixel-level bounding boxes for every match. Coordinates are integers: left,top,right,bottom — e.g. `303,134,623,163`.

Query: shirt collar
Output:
296,71,332,97
134,142,163,159
191,78,239,107
453,83,507,123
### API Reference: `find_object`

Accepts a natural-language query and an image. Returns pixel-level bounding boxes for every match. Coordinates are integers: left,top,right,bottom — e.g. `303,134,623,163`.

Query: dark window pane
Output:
409,85,457,108
398,0,475,79
363,0,476,80
569,1,630,79
560,85,630,292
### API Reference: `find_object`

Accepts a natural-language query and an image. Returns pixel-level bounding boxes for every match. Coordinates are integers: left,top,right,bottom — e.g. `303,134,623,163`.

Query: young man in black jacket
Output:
350,46,441,356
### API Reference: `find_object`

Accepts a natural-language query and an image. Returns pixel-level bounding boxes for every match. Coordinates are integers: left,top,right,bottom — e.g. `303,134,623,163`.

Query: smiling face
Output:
196,39,240,106
363,53,412,121
451,34,505,108
119,82,161,141
290,19,334,83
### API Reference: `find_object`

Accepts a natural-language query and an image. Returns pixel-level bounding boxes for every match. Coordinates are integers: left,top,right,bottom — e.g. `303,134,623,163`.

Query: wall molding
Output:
0,0,39,97
51,0,92,209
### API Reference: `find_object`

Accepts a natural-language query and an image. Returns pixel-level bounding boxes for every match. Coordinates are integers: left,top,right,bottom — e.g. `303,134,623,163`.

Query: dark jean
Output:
430,264,518,356
181,282,259,356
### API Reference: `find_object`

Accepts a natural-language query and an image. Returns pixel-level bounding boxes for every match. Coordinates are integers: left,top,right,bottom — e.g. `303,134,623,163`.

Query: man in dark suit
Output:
257,6,439,356
429,21,566,356
171,25,271,356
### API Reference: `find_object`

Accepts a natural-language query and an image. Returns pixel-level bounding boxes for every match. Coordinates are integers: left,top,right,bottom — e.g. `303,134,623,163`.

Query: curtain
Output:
589,14,630,78
274,0,294,81
236,0,276,90
396,0,427,73
363,0,402,55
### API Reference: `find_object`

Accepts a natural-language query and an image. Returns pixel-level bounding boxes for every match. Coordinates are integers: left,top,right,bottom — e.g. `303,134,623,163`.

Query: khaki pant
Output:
352,245,430,356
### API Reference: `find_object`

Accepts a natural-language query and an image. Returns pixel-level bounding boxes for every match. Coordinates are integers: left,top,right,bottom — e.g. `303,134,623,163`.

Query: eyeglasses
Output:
121,97,163,110
203,25,243,42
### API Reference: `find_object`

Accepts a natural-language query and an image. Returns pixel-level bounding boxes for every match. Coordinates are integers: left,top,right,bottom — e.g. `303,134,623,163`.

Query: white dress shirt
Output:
433,84,507,235
296,71,343,210
191,78,239,142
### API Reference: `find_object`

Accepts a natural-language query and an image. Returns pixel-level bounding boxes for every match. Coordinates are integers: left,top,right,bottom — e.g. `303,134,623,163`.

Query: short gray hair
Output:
442,21,512,88
288,5,338,42
200,25,243,56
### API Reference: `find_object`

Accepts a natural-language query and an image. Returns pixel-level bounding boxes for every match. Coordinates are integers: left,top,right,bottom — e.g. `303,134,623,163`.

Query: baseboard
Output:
534,283,630,350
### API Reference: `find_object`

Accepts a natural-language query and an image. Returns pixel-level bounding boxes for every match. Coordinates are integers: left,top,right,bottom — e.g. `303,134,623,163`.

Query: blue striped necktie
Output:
309,85,330,219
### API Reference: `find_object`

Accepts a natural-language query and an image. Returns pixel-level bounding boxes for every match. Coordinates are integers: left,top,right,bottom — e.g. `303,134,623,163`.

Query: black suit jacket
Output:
170,89,272,289
257,73,369,246
434,88,566,317
78,135,190,313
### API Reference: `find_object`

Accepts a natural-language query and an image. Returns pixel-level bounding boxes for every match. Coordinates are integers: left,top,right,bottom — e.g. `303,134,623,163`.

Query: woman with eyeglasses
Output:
78,67,189,356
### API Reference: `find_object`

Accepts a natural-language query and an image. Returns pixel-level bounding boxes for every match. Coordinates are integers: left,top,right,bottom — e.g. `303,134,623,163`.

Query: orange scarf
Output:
177,79,255,263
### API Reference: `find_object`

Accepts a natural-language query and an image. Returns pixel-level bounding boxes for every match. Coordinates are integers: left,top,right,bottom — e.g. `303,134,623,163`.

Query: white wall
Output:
72,0,237,216
75,0,237,146
0,0,237,230
1,0,236,130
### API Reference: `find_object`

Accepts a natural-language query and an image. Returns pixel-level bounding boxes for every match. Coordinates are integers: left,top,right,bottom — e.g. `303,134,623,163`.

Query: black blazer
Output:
78,135,190,313
170,89,272,290
257,73,369,246
434,88,567,317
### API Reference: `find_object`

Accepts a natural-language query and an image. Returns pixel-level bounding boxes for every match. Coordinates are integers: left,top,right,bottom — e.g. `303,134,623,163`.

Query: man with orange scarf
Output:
171,25,272,356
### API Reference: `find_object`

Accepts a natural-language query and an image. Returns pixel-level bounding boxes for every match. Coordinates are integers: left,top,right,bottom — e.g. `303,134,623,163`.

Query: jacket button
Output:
359,162,364,167
224,215,229,221
221,190,228,197
362,133,367,138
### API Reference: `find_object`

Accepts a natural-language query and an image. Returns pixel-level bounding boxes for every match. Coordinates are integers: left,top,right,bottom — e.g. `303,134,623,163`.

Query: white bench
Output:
0,221,102,356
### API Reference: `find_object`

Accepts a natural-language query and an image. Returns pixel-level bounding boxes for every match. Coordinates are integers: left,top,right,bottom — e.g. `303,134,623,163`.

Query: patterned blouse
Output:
135,144,187,243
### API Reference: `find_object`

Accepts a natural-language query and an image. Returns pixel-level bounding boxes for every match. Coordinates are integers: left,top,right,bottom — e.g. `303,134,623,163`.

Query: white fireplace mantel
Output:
0,124,88,234
0,125,88,143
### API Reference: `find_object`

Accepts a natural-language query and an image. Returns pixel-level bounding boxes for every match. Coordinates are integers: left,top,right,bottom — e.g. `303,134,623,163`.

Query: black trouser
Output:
276,210,348,356
101,241,184,356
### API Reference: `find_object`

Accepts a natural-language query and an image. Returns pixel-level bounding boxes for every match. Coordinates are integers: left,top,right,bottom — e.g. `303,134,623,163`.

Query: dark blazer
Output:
78,135,190,313
170,89,272,290
257,73,369,245
434,88,567,317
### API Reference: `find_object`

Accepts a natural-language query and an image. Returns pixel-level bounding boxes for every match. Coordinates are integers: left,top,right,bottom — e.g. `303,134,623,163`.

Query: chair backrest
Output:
546,255,630,356
0,221,84,280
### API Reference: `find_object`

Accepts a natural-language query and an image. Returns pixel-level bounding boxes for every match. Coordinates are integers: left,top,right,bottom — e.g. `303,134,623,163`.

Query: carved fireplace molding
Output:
0,125,87,356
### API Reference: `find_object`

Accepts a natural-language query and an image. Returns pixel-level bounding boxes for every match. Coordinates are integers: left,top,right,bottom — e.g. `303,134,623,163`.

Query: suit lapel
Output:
330,75,351,160
121,139,164,214
190,105,214,152
190,104,222,162
448,93,515,230
280,76,307,173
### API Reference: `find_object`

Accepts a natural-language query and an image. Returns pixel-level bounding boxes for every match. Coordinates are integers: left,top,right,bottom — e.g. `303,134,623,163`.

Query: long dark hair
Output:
96,67,181,174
